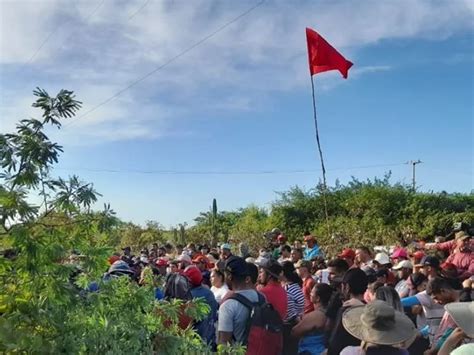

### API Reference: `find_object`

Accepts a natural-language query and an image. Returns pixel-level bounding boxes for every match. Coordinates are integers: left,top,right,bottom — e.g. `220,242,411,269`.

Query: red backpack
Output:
228,292,283,355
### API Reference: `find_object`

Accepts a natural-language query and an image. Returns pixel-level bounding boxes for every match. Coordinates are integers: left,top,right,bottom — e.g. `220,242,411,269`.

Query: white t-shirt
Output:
211,284,229,304
395,279,410,298
415,291,444,342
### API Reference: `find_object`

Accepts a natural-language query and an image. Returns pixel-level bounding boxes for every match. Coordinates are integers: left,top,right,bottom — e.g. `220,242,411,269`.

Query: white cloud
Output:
1,0,472,143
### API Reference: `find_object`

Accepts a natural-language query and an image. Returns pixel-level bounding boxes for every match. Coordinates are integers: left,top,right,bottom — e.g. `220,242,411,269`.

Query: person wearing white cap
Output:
372,252,391,270
393,260,413,298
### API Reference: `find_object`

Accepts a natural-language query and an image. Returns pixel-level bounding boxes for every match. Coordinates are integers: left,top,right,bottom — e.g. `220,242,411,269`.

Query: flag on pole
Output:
306,27,353,78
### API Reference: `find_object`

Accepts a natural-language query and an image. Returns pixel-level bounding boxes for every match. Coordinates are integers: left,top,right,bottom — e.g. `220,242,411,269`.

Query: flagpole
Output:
310,75,331,240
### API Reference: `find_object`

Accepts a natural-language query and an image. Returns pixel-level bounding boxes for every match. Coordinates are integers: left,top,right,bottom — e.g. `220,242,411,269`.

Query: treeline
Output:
116,174,474,253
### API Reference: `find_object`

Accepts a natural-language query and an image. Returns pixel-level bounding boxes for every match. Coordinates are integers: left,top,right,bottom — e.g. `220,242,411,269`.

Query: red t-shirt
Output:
260,281,288,321
303,277,316,314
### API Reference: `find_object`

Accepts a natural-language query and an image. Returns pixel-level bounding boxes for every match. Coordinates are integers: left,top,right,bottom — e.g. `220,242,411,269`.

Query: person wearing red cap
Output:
339,249,356,269
183,265,218,346
193,255,211,287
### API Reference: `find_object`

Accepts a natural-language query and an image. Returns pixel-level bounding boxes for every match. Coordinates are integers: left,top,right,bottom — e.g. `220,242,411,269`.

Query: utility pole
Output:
407,160,422,191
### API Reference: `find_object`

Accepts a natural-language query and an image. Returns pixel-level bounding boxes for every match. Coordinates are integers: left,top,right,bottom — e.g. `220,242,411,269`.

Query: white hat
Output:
393,260,413,270
177,253,191,264
374,252,390,265
445,302,474,338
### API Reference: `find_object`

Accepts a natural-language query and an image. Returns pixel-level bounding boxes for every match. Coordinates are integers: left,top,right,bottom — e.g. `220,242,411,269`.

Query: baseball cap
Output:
192,255,209,265
177,253,192,264
393,260,413,270
220,243,231,251
455,231,470,241
183,265,203,286
339,248,356,259
277,234,286,242
391,248,408,259
225,256,249,277
295,260,312,270
416,255,440,268
413,250,425,260
155,258,168,267
374,252,390,265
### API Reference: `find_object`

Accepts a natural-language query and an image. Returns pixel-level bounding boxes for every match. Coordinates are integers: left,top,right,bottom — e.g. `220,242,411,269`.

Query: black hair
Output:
375,286,403,312
304,231,311,236
291,248,303,256
427,277,462,295
246,262,258,285
281,261,303,287
164,243,173,250
281,245,291,253
314,283,334,307
342,268,368,295
409,272,427,288
327,258,350,274
212,268,225,283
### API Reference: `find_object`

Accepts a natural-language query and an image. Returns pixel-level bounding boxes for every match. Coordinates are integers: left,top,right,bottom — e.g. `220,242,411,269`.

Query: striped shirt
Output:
284,283,305,321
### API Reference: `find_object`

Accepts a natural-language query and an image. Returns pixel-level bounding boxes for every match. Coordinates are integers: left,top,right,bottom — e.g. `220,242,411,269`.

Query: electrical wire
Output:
55,162,406,176
64,0,266,128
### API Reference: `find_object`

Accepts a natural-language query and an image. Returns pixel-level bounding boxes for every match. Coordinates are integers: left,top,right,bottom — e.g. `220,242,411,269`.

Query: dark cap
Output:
262,259,283,280
417,255,440,269
225,256,248,277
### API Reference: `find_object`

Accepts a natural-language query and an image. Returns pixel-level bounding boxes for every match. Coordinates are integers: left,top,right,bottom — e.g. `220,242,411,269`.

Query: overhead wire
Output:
63,0,266,128
54,162,406,176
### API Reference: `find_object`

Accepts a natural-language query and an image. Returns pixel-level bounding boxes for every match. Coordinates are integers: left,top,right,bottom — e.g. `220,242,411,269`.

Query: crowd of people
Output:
99,229,473,355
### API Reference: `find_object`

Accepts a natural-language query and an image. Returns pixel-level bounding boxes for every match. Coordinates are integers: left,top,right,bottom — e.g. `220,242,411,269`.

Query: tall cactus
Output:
211,198,218,246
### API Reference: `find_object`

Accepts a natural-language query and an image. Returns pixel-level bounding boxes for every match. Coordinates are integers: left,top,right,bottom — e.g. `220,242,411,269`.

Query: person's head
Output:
375,268,389,284
177,253,192,270
224,256,249,290
152,243,159,250
391,247,408,265
258,259,282,286
440,262,458,279
427,277,461,305
192,255,209,271
373,252,391,270
417,256,440,278
311,283,334,308
408,272,428,293
339,248,356,267
304,232,316,248
281,261,302,286
295,259,312,279
355,246,372,264
367,281,384,302
183,265,203,288
277,234,287,246
186,243,196,252
158,247,166,257
199,245,210,255
155,258,168,276
168,260,179,274
291,248,303,263
327,258,349,286
293,240,302,249
164,243,173,253
220,243,232,259
246,262,258,288
280,245,291,258
176,244,184,255
210,268,225,288
454,231,471,251
341,268,368,299
375,286,403,312
393,260,413,280
122,246,131,256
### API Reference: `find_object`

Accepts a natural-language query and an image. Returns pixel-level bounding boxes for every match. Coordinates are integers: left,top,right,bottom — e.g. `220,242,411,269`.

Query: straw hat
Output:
445,302,474,338
342,300,416,345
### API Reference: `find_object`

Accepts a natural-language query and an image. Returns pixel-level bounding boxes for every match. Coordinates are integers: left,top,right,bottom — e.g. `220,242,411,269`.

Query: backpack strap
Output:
228,291,264,345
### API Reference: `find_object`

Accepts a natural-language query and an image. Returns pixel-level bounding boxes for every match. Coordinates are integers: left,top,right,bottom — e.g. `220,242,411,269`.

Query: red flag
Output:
306,28,353,79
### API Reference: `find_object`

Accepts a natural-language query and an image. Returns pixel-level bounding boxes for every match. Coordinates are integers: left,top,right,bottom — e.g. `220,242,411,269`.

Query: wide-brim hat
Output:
445,302,474,338
342,300,416,346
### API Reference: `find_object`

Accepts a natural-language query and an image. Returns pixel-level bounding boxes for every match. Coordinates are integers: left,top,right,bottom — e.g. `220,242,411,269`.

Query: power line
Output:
64,0,266,128
22,0,106,67
128,0,153,20
55,162,405,176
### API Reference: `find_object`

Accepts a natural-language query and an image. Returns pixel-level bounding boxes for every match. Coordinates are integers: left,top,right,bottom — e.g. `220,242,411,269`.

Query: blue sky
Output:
1,0,473,227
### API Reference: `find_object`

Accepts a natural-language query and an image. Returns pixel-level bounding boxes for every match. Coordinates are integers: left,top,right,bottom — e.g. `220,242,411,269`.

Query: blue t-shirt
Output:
304,245,321,260
190,286,218,345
